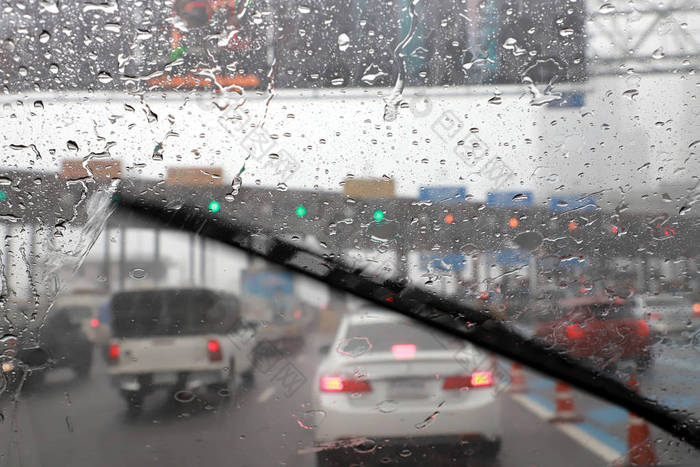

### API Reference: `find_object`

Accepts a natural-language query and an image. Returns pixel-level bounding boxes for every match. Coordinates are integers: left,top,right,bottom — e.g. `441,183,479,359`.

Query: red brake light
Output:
566,324,585,339
693,303,700,315
90,318,99,328
443,371,494,390
391,344,416,360
208,339,222,361
470,371,494,387
636,320,650,337
320,376,371,393
108,343,120,364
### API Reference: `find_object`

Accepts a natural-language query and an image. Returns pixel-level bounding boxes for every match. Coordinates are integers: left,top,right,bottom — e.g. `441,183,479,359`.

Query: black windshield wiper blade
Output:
113,191,700,449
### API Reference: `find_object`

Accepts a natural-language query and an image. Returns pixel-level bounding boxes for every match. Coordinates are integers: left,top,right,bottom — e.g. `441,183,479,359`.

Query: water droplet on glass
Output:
0,177,12,186
39,30,51,43
18,67,28,77
66,140,79,151
651,47,664,60
294,410,326,430
330,77,344,86
276,182,288,192
377,400,398,413
231,176,242,196
337,33,350,51
49,63,59,74
353,439,377,454
97,71,113,84
336,337,372,358
104,23,121,33
129,268,147,280
599,3,615,14
297,5,311,14
622,89,639,99
488,96,502,105
559,28,574,37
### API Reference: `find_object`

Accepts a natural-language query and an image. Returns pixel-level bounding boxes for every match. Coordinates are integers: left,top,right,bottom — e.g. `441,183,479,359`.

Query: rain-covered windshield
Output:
1,0,699,465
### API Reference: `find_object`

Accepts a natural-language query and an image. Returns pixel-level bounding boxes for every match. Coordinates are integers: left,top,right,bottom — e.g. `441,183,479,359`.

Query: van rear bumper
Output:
112,370,226,392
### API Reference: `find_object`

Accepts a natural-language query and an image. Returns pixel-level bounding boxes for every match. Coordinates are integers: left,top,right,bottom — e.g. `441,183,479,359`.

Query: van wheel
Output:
210,359,234,401
123,391,144,415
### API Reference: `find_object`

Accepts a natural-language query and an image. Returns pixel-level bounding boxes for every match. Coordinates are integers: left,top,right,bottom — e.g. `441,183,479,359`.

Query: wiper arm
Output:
114,191,700,449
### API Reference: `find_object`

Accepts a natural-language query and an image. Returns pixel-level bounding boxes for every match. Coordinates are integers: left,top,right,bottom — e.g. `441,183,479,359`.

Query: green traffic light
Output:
296,205,307,218
208,200,221,213
373,209,385,221
0,191,6,201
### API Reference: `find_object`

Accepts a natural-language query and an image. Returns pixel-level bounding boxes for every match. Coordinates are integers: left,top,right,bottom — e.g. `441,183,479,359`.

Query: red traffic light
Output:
508,217,519,228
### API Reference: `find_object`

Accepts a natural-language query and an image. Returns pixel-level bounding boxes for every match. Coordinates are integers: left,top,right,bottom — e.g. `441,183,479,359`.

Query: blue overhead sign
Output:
490,249,530,267
486,191,534,207
547,91,585,108
549,195,597,212
418,253,466,273
419,186,467,203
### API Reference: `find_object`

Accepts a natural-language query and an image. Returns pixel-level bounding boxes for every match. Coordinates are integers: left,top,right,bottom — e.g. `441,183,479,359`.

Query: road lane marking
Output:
511,393,624,464
257,386,276,403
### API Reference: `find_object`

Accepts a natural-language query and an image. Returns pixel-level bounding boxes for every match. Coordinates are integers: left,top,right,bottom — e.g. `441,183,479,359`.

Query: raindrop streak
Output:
383,0,419,121
414,401,445,430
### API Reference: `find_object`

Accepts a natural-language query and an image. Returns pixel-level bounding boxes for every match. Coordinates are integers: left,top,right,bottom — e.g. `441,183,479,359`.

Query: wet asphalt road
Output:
0,333,620,467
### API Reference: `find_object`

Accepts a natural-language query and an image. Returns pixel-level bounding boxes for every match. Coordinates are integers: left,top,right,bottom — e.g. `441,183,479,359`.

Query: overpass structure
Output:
0,163,696,307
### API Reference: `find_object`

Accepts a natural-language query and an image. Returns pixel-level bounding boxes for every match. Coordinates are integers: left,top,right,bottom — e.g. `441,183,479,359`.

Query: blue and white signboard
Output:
490,249,530,267
418,253,467,273
549,195,597,212
486,191,534,207
419,186,467,203
547,91,585,108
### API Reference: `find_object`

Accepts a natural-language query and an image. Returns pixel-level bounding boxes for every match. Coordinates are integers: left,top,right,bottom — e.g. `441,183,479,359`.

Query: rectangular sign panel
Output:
418,186,467,203
486,191,534,207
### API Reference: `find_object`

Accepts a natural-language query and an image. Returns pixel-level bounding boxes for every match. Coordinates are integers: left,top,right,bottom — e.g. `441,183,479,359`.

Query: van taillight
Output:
208,339,222,362
443,371,494,390
320,376,371,393
636,320,650,337
566,324,585,339
108,344,120,364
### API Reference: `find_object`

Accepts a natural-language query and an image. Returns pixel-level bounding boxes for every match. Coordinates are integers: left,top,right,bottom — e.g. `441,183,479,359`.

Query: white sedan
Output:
312,309,502,465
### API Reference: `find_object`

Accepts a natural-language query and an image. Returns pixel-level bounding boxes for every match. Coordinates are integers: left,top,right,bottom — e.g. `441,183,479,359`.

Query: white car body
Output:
312,310,501,453
106,289,257,397
629,294,698,334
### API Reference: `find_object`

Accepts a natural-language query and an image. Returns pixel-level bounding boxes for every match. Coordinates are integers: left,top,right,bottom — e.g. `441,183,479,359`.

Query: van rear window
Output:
111,290,238,337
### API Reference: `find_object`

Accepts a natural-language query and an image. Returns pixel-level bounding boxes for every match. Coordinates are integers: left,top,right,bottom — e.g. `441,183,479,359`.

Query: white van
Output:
106,288,258,413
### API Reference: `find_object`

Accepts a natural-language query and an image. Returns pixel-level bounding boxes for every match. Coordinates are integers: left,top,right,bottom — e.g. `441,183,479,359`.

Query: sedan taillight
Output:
320,376,371,393
443,371,494,390
108,343,120,365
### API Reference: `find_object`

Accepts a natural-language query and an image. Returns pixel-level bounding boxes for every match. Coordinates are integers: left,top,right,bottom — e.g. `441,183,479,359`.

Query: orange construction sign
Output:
61,159,122,181
166,167,223,186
